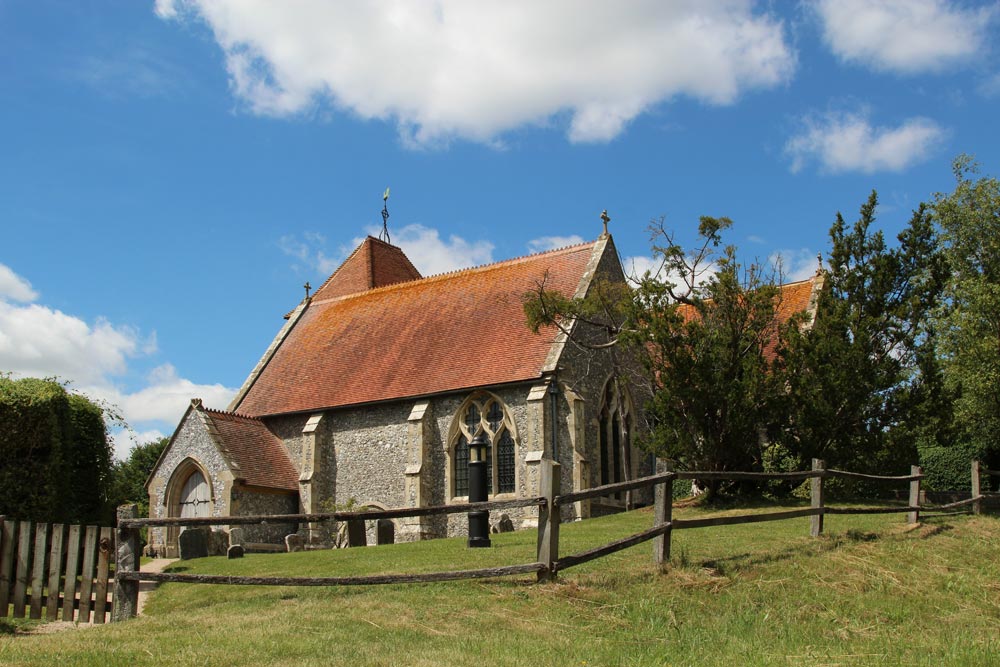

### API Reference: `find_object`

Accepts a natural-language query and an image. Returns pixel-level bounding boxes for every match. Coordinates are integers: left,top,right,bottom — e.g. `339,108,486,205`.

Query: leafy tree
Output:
526,217,788,495
108,437,169,519
931,156,1000,468
626,218,784,485
777,192,946,478
0,376,115,523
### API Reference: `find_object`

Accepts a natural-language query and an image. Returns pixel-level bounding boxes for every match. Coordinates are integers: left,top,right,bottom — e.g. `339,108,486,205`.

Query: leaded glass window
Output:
452,394,517,497
454,435,470,497
497,431,516,494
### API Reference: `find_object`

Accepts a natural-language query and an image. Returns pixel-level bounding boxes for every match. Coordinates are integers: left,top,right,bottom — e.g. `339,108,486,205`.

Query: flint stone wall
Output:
233,487,298,544
146,411,234,554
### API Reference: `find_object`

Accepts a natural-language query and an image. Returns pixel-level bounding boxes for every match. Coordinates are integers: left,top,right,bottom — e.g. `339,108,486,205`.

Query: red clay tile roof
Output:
311,236,422,302
774,276,818,323
675,275,819,324
202,407,299,491
235,240,602,417
674,274,821,360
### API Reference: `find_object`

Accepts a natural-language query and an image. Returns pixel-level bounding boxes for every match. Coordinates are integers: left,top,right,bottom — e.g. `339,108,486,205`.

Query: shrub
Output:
918,442,988,493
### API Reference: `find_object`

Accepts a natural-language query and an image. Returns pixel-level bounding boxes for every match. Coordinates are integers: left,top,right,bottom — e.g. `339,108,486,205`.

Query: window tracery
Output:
452,393,517,497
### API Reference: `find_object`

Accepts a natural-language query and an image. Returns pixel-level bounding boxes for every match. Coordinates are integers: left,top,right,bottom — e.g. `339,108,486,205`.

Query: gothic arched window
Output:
599,380,633,500
452,393,517,497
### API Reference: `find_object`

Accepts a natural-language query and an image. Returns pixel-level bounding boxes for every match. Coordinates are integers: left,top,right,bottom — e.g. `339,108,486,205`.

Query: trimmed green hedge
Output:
0,377,113,523
918,442,990,493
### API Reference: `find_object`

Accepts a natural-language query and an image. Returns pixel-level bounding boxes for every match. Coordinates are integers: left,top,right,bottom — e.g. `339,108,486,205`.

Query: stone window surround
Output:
445,390,521,502
595,377,638,508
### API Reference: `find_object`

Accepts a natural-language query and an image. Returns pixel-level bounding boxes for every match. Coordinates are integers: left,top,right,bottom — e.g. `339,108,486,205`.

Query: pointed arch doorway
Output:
164,458,213,557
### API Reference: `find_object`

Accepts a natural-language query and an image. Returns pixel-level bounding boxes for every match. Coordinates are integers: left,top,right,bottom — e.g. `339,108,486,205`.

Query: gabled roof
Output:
232,237,609,417
146,399,300,492
311,235,422,302
200,406,299,491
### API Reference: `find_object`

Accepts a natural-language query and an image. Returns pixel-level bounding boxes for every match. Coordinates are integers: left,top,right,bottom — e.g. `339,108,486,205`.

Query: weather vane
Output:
379,187,391,244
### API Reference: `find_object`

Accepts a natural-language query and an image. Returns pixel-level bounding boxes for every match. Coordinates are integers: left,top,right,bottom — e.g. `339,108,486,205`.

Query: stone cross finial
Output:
816,253,823,275
600,210,611,237
304,281,311,298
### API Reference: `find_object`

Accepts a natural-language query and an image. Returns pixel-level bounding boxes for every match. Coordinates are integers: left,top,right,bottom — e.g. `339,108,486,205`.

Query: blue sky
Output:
1,0,998,457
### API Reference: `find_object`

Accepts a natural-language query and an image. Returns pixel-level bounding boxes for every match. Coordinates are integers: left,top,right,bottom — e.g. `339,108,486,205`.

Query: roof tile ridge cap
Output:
202,406,264,422
415,238,599,281
307,239,599,306
777,274,819,288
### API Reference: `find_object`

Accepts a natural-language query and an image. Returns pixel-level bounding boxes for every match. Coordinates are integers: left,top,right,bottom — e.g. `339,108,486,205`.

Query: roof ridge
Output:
309,237,371,297
778,274,819,288
309,238,599,307
202,406,265,423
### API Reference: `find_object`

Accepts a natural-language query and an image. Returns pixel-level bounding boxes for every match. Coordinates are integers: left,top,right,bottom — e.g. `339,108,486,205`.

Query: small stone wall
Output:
233,487,299,544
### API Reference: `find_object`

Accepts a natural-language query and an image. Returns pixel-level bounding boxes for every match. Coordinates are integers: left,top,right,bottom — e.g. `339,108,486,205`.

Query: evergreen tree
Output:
777,192,945,477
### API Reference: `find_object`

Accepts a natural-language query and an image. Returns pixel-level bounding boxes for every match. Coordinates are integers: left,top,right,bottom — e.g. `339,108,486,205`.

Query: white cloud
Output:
109,428,168,461
785,110,945,174
359,224,495,275
279,232,341,275
811,0,996,74
156,0,795,146
0,302,143,384
527,235,585,254
623,255,666,286
0,264,236,459
87,364,234,425
0,263,39,302
769,249,822,282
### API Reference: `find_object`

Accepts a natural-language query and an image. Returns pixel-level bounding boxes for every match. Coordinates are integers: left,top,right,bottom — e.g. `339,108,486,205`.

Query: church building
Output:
145,222,823,557
146,226,654,556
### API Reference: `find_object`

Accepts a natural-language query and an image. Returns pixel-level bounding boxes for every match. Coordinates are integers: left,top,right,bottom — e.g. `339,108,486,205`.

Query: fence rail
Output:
119,496,544,529
104,458,996,623
0,516,114,624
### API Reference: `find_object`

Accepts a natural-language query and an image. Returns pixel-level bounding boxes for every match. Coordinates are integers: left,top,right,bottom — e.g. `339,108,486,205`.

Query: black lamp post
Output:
467,432,492,548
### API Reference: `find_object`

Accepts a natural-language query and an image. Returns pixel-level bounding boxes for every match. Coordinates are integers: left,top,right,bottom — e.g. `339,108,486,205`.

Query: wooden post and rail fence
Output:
2,461,998,623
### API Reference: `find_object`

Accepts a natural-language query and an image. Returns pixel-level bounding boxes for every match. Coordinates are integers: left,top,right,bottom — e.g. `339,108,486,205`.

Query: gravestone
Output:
228,527,244,547
346,519,367,547
490,514,515,534
227,544,245,559
178,527,209,560
208,530,229,556
376,519,395,545
285,533,304,553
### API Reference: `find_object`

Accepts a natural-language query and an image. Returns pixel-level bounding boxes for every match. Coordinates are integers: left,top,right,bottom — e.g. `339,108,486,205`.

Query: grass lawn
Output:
1,504,998,666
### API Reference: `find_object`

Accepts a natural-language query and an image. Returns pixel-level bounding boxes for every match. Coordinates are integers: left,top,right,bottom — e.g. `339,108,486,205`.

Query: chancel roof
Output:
232,238,607,417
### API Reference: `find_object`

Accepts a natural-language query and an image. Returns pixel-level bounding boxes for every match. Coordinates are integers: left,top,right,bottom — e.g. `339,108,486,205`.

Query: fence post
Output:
652,467,673,571
112,504,140,622
908,465,922,524
811,459,825,537
536,459,561,582
972,460,982,516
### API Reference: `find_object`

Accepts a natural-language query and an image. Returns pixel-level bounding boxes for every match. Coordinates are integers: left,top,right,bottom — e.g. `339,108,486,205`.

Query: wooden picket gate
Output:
0,516,114,623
